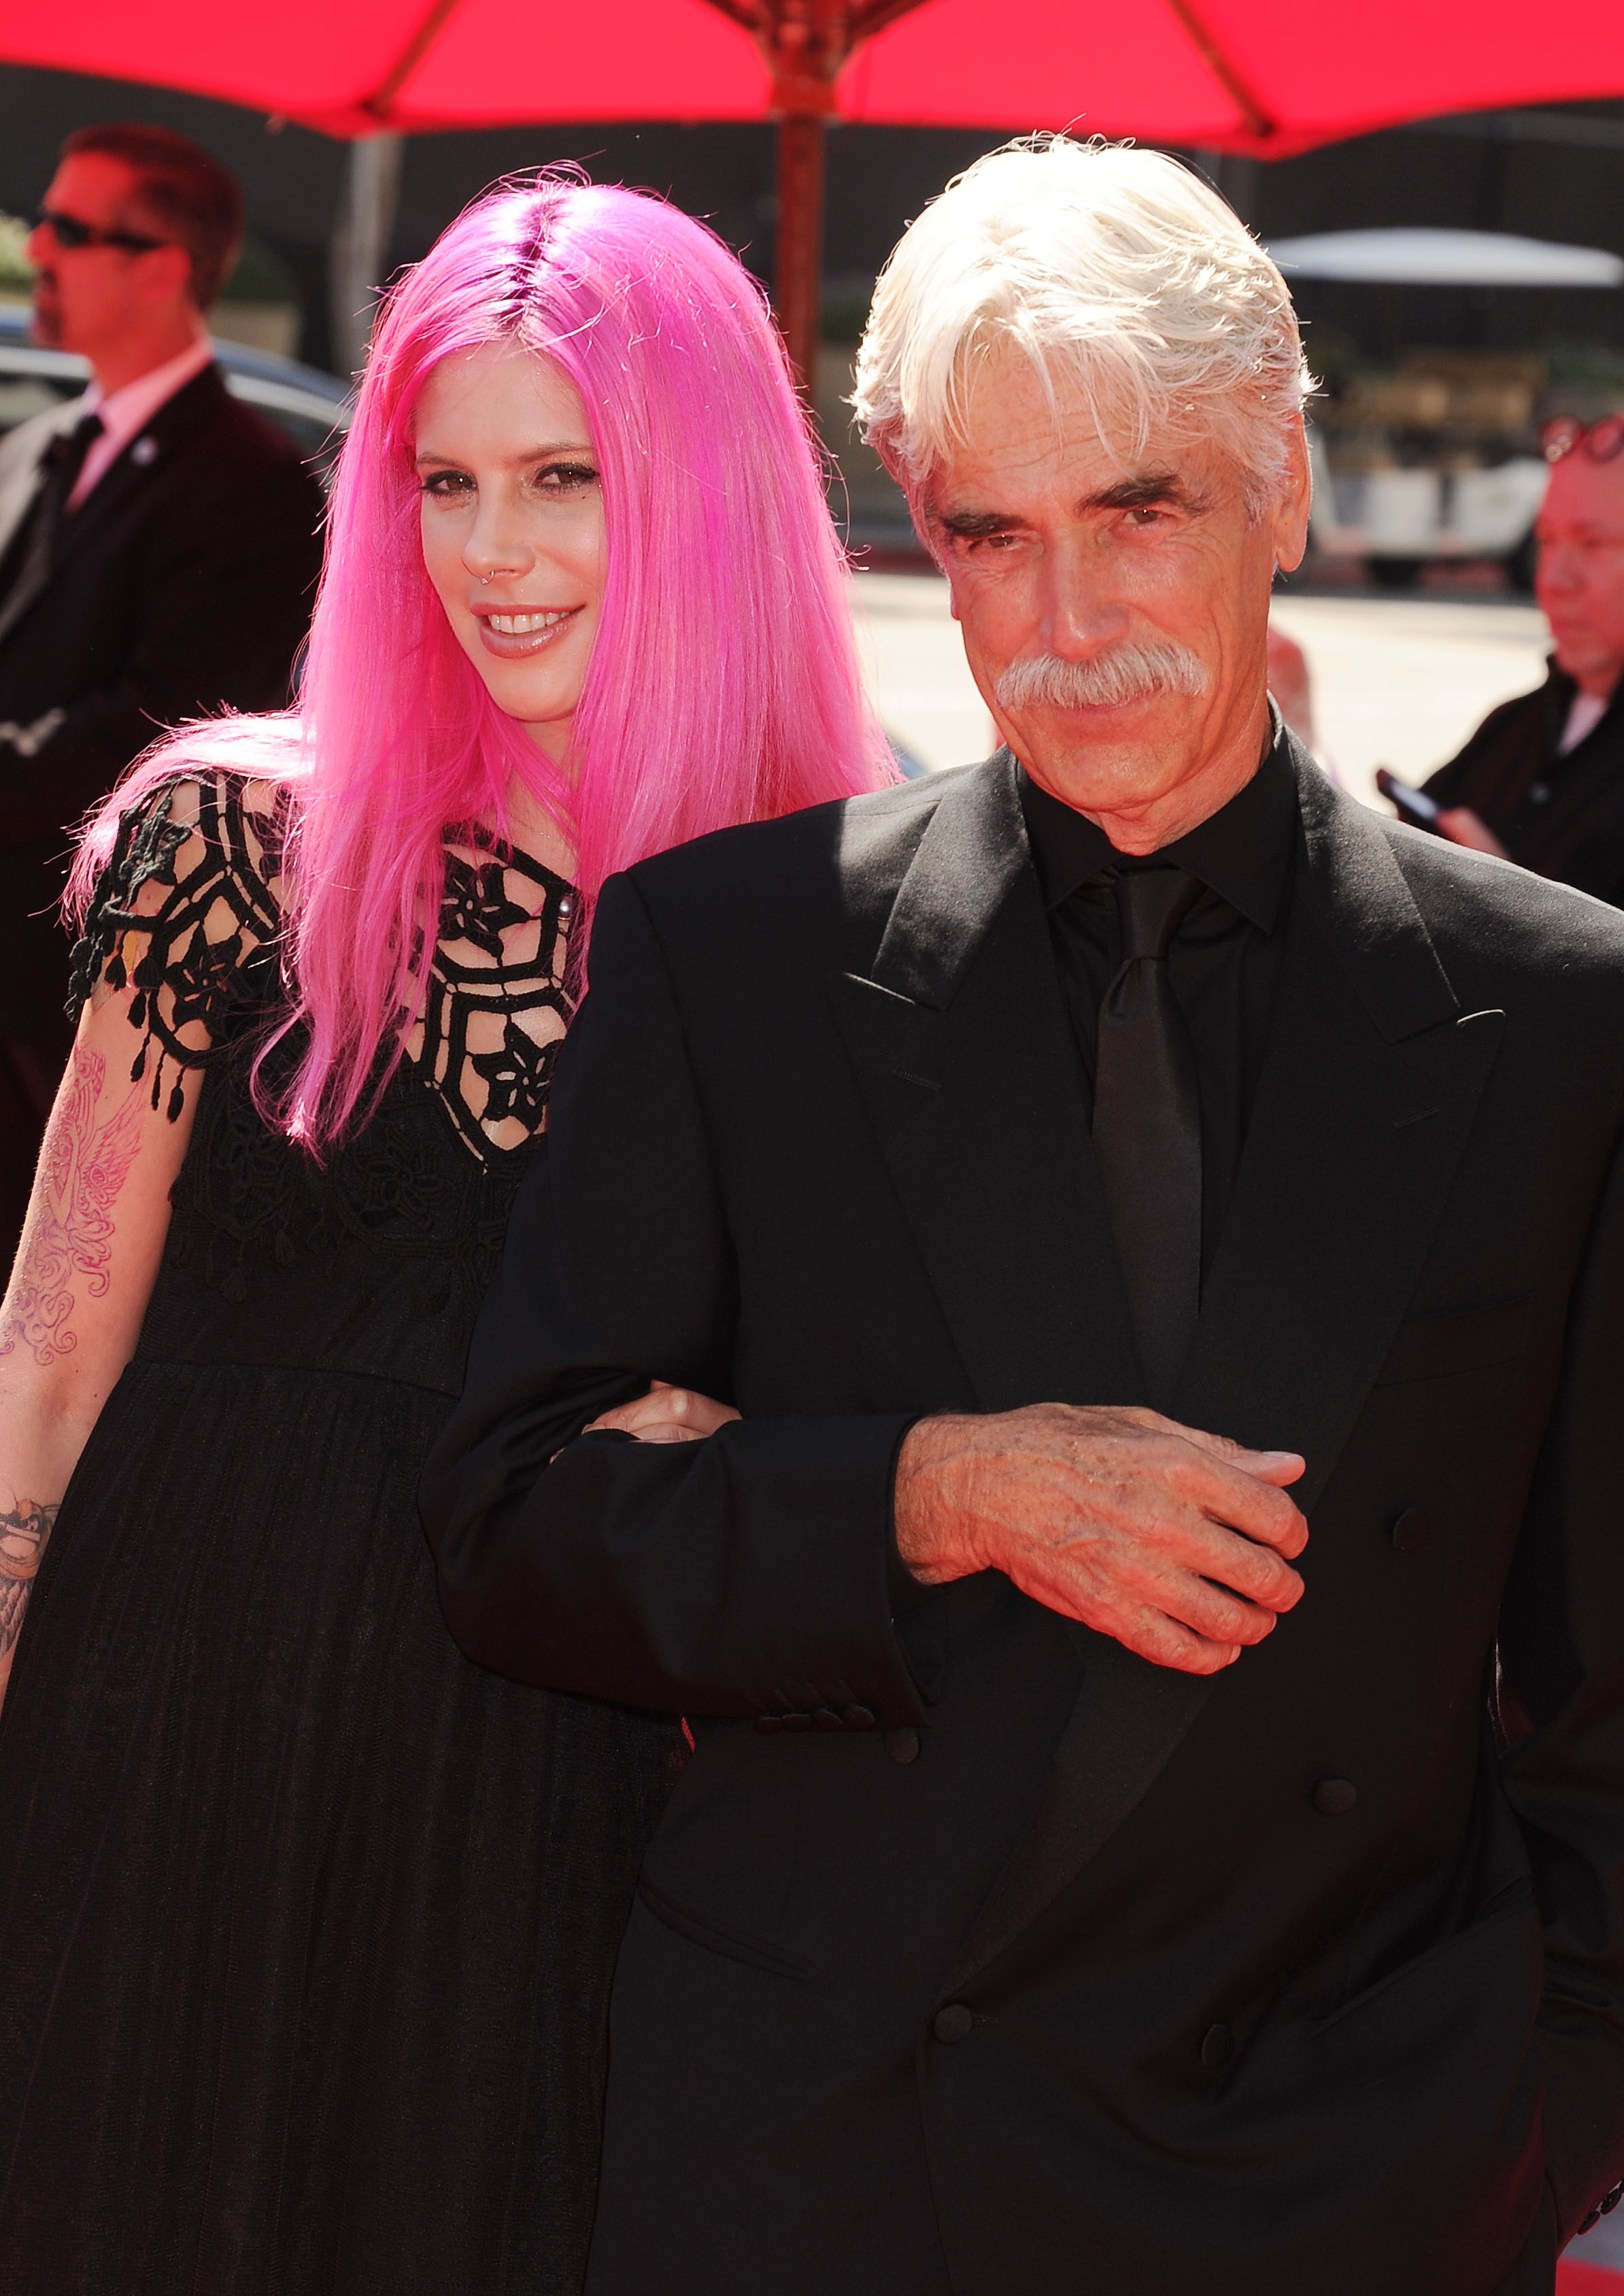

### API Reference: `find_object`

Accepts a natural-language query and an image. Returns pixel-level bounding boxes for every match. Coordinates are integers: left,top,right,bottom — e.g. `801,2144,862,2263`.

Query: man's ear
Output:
139,241,198,315
1269,415,1313,575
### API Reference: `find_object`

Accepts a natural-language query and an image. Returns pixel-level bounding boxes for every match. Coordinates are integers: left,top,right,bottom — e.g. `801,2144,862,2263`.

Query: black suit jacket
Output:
0,364,324,1039
423,737,1624,2296
1423,660,1624,907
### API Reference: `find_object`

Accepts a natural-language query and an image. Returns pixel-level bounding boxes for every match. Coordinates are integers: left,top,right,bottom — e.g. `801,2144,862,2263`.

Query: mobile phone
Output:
1374,767,1442,831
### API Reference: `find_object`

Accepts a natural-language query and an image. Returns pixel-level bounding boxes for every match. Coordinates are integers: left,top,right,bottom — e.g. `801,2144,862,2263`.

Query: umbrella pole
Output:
775,110,826,403
331,133,403,379
749,0,936,402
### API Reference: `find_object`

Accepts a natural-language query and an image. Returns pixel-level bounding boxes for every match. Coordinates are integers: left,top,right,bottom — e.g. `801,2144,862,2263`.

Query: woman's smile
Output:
474,604,582,657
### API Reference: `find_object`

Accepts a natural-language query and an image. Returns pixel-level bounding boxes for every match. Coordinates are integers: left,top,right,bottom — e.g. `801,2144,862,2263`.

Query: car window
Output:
0,328,349,471
220,374,348,470
0,376,71,430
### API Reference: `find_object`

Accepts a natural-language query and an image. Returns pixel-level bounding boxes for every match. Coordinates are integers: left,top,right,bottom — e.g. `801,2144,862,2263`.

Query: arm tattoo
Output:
0,1496,58,1655
0,1045,147,1368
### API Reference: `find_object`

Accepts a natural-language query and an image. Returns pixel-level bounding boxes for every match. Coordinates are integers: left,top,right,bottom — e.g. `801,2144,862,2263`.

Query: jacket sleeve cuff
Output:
885,1414,938,1617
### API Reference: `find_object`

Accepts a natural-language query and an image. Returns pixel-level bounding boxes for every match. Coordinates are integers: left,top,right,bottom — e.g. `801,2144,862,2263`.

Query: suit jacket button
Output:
781,1712,813,1733
932,2004,973,2044
1200,2023,1235,2070
813,1707,844,1732
885,1727,920,1763
1389,1506,1428,1553
843,1704,877,1730
754,1715,783,1735
1313,1776,1357,1815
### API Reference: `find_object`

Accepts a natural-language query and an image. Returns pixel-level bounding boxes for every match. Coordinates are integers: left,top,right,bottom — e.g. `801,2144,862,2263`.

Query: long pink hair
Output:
73,174,891,1145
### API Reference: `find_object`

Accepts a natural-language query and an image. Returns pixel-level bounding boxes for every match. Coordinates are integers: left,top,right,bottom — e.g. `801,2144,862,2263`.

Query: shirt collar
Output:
1018,715,1298,935
80,335,214,449
1543,654,1624,721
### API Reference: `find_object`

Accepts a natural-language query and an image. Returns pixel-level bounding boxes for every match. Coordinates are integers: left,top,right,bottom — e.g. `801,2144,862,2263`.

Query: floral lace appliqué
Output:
67,773,286,1122
407,831,576,1164
71,780,576,1172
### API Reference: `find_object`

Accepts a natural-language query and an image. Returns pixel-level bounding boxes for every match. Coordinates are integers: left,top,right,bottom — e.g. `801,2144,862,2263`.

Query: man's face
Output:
1535,450,1624,700
910,350,1308,839
27,154,182,360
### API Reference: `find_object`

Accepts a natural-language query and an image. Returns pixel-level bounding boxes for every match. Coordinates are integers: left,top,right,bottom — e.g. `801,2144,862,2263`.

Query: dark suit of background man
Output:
1422,416,1624,902
0,123,324,1260
424,139,1624,2296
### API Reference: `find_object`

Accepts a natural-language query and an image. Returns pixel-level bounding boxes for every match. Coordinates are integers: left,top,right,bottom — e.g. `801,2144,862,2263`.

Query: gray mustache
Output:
995,641,1209,711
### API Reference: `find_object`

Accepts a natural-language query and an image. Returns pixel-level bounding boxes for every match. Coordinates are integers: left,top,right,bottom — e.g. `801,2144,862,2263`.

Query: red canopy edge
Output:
12,0,1624,160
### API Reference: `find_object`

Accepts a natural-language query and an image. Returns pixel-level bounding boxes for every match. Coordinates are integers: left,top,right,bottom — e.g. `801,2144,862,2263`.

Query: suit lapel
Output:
30,367,224,596
1174,752,1504,1508
0,396,84,648
941,745,1504,1992
828,752,1140,1413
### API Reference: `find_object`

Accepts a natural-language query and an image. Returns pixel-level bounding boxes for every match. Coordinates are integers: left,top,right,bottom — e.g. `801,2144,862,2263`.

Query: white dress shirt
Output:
67,335,215,511
1559,687,1609,757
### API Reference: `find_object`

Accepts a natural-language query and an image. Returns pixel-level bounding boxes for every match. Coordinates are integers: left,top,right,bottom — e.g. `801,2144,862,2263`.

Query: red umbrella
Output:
8,0,1624,383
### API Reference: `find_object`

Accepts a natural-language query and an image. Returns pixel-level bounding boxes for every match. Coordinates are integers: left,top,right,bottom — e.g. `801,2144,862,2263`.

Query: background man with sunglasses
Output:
0,122,324,1264
1423,413,1624,906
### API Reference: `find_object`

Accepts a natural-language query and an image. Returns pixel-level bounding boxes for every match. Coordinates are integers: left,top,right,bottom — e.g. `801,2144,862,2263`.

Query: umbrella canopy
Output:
11,0,1624,381
10,0,1624,154
1269,226,1624,287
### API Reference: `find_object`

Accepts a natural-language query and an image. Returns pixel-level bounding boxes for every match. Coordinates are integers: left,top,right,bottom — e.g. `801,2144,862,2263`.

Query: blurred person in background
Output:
1266,618,1316,751
0,122,324,1263
1423,416,1624,900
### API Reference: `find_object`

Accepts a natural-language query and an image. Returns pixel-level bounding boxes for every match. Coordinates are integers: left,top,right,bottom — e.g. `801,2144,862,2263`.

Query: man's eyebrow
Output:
1082,469,1203,512
932,506,1023,540
932,471,1208,534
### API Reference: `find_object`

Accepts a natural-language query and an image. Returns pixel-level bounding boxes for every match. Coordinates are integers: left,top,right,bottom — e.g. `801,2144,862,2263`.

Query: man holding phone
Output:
1419,416,1624,901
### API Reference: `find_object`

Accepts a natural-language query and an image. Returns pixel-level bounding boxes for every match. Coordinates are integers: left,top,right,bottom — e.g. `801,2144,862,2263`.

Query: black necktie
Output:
0,409,104,614
1092,866,1204,1404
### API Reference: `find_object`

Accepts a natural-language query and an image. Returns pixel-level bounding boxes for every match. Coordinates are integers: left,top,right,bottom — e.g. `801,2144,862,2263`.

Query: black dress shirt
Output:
1018,730,1298,1279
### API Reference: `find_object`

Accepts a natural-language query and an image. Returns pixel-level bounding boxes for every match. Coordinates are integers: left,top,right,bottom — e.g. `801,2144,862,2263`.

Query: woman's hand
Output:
584,1380,741,1445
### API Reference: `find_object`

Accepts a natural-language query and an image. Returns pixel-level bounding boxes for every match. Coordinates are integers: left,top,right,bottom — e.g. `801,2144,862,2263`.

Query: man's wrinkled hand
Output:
894,1404,1307,1675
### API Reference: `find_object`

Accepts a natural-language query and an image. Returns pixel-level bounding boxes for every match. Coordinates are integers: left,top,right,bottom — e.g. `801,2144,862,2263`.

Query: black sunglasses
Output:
1540,413,1624,467
36,205,169,255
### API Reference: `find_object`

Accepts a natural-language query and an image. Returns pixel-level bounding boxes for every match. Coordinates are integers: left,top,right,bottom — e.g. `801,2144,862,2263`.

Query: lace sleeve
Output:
67,772,287,1124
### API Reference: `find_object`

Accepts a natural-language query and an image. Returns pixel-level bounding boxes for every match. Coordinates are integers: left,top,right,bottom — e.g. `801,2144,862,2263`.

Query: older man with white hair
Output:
424,139,1624,2296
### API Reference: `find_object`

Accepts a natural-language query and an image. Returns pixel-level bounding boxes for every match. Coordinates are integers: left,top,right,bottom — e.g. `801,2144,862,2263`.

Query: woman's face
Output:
416,343,606,762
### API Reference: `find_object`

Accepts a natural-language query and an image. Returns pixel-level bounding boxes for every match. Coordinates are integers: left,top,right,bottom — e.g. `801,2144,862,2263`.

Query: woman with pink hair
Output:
0,175,887,2293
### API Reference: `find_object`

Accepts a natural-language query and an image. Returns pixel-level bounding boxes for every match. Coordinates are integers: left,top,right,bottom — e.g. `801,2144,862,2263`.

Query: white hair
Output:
852,136,1311,511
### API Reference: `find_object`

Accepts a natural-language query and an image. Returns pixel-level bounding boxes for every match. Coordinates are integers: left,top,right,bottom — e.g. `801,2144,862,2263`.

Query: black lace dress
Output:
0,775,679,2295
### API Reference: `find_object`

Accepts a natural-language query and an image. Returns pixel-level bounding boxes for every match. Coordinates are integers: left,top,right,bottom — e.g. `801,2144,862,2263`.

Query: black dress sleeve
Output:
67,771,286,1123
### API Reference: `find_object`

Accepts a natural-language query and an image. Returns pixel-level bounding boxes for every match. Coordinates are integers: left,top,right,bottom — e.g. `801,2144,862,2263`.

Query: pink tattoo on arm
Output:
0,1496,58,1655
0,1045,148,1368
